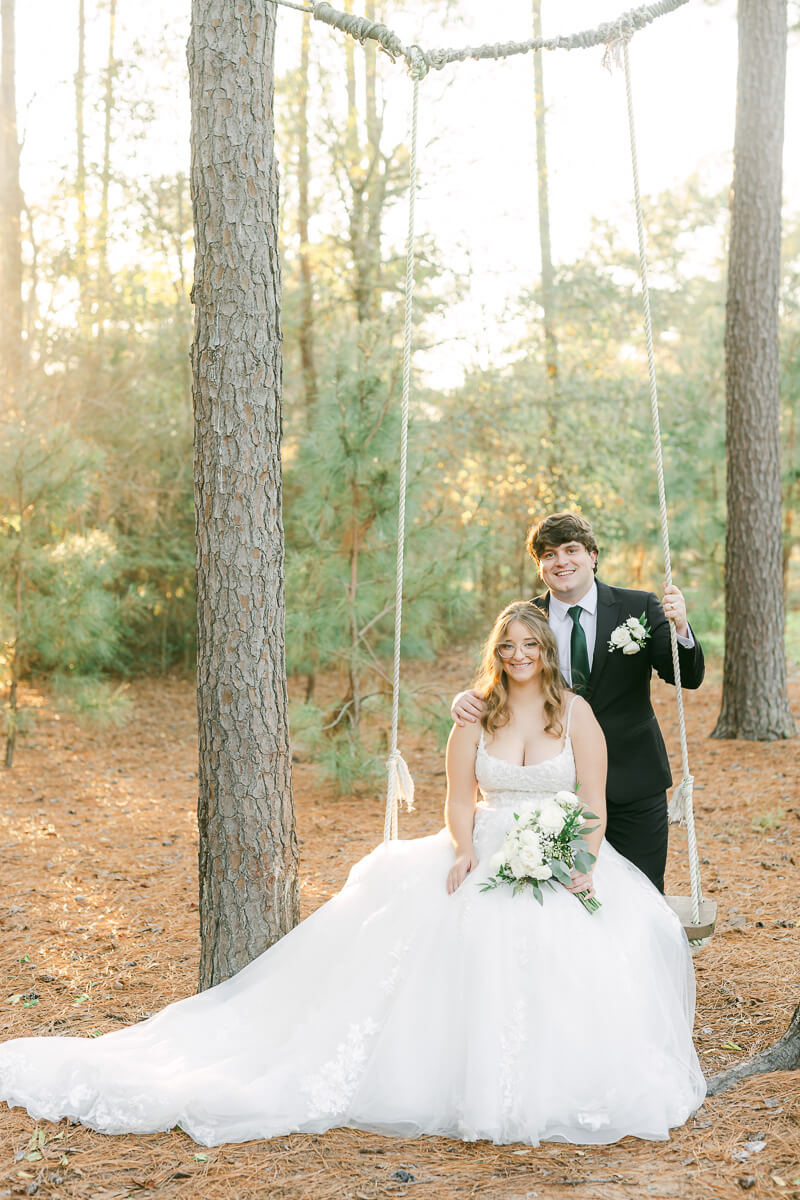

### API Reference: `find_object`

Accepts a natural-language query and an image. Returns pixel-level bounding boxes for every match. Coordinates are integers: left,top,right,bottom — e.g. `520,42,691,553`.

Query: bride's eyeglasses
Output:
496,639,540,661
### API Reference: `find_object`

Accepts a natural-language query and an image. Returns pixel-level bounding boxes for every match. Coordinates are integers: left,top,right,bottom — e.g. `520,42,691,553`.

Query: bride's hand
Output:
566,869,595,898
447,851,478,894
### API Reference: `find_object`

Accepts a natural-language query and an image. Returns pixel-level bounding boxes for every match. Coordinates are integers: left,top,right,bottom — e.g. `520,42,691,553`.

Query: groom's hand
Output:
662,584,689,639
450,689,486,726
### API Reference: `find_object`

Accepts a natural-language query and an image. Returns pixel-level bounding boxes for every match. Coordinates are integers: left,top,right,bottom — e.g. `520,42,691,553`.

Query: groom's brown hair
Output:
526,512,599,570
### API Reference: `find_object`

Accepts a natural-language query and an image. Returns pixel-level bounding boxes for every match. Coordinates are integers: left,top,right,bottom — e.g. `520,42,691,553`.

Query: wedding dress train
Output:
0,725,705,1146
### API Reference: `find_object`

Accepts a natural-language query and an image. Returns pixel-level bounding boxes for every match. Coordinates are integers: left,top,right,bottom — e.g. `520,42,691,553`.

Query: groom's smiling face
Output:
537,541,597,603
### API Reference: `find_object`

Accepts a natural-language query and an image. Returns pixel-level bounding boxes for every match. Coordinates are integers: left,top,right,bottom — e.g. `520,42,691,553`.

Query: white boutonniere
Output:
608,613,651,655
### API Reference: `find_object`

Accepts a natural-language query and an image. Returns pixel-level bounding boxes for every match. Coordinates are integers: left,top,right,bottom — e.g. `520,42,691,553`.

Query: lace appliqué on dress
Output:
301,1019,379,1120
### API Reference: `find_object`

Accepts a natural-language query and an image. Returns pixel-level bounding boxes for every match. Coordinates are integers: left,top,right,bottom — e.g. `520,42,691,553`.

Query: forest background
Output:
2,0,799,790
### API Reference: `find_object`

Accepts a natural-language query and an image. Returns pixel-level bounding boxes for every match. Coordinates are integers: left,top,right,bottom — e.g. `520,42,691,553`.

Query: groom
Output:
452,511,705,893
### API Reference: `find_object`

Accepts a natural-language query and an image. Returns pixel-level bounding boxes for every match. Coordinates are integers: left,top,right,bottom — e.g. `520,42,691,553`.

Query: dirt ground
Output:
0,656,798,1200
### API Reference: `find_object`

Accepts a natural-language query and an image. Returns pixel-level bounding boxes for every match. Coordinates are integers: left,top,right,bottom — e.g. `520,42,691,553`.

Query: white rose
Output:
553,790,579,807
622,641,640,655
489,851,506,873
518,830,543,862
518,851,540,876
526,863,553,881
626,617,646,638
537,798,566,835
610,626,633,648
507,852,526,879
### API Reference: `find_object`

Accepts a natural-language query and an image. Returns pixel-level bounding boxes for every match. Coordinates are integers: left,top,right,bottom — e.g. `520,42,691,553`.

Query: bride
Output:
0,602,705,1147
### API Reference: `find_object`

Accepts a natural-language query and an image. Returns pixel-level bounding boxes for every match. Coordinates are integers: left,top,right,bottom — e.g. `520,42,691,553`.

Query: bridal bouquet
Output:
481,791,601,913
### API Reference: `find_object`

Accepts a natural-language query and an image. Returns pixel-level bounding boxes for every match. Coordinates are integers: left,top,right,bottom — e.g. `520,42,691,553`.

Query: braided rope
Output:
384,77,419,845
622,40,701,925
272,0,689,78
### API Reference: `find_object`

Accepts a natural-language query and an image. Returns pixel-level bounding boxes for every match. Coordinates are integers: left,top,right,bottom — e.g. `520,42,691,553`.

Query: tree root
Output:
706,1000,800,1096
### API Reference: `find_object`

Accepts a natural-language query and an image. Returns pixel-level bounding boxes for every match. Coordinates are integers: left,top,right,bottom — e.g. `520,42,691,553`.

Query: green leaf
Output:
194,1153,210,1163
549,859,572,885
721,1041,742,1052
573,851,595,873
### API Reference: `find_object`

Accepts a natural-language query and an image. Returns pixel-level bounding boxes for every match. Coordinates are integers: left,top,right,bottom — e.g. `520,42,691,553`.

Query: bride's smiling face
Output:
496,620,542,684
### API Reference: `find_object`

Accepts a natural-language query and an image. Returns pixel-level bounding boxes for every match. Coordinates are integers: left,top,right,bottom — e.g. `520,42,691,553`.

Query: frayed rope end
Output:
387,750,416,813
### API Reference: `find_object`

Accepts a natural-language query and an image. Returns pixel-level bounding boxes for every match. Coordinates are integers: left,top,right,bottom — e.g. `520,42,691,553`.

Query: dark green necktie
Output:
568,605,590,697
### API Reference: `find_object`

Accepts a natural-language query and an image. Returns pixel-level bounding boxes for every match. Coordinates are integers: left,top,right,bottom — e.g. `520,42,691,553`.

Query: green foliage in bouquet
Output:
481,792,601,913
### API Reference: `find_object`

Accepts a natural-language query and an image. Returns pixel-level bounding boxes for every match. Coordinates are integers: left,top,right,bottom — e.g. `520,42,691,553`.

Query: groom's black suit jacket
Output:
533,581,705,807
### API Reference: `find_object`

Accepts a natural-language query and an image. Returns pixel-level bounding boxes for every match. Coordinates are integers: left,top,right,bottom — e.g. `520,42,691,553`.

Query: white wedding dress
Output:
0,714,706,1147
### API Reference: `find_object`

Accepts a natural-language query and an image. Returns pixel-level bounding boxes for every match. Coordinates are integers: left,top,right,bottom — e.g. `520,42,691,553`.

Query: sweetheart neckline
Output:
478,731,572,771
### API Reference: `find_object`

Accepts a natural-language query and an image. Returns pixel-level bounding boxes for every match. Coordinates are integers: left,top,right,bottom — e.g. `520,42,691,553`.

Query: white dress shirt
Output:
546,581,696,688
548,583,598,687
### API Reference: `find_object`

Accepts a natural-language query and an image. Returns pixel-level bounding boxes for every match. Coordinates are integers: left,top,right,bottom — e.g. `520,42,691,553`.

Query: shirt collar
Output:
549,579,598,620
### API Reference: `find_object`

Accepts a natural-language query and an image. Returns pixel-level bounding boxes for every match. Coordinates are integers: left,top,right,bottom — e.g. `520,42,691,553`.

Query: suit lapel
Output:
589,581,621,694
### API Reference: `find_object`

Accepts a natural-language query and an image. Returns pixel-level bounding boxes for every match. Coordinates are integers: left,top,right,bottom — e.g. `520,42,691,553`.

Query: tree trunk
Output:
0,0,23,395
531,0,557,385
783,402,795,591
4,465,23,769
75,0,88,325
188,0,299,989
297,16,317,420
97,0,117,329
706,999,800,1095
712,0,795,742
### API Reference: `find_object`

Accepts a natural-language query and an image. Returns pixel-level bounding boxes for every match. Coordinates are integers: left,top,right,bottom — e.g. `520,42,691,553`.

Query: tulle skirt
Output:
0,814,706,1146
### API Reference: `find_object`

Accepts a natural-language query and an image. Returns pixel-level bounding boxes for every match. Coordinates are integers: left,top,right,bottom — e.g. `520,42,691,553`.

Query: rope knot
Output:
405,44,430,80
383,750,415,844
601,35,627,72
387,750,416,813
668,773,694,826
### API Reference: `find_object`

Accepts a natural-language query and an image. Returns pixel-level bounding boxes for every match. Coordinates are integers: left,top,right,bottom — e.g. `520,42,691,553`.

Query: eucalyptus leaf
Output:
550,859,572,884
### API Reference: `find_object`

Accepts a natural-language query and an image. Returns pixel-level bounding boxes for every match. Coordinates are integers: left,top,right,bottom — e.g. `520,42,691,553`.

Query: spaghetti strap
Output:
564,695,579,739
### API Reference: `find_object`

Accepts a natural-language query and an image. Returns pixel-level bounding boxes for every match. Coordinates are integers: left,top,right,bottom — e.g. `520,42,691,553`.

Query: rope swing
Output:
620,39,716,941
383,77,419,845
274,0,690,78
278,0,714,941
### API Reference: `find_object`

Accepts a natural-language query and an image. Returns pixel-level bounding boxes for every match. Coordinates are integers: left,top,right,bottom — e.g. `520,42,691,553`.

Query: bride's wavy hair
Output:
474,602,566,737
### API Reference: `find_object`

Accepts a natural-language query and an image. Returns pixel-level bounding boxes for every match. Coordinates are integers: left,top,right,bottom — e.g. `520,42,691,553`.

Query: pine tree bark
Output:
97,0,117,328
0,0,23,397
531,0,557,385
713,0,795,742
297,16,317,420
188,0,299,989
75,0,88,325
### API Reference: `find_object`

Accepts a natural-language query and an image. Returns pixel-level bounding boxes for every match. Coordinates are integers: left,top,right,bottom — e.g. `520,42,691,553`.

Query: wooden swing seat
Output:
666,896,718,941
